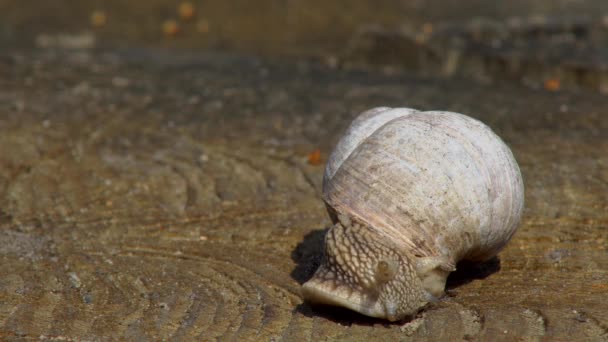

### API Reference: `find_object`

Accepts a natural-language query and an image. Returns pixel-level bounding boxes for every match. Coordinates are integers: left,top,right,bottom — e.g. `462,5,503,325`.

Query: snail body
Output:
302,107,524,321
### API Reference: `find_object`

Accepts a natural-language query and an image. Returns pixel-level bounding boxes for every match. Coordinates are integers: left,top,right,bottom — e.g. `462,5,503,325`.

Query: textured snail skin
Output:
302,107,524,321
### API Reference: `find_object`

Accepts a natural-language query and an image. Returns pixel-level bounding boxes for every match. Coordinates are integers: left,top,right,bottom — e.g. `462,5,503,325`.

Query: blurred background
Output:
1,1,608,340
3,0,608,92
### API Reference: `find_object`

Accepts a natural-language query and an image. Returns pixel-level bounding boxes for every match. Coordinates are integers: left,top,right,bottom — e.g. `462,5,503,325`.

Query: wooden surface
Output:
0,49,607,341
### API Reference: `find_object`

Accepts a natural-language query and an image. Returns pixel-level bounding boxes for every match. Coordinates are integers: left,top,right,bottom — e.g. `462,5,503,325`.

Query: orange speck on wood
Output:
91,10,107,27
162,20,180,36
178,2,196,20
307,149,322,166
591,283,608,290
544,78,561,91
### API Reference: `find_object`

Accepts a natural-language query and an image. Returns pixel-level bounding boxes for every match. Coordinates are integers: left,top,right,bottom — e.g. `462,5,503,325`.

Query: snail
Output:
302,107,524,321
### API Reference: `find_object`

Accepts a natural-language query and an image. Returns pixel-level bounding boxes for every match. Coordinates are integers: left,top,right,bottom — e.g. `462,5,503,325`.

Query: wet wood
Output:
0,49,606,340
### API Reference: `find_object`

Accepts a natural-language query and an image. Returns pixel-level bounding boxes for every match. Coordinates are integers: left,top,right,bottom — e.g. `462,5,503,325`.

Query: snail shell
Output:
302,107,524,321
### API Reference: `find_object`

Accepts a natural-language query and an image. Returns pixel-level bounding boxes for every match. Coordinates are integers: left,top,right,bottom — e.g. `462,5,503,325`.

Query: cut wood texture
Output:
0,50,606,340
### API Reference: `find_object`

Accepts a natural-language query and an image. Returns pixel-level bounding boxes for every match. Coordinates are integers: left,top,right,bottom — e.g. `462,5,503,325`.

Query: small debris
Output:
91,10,107,28
572,309,588,322
162,20,180,36
68,272,82,289
178,2,196,20
399,314,424,336
547,248,570,263
307,149,322,166
83,293,93,304
590,283,608,290
544,78,561,91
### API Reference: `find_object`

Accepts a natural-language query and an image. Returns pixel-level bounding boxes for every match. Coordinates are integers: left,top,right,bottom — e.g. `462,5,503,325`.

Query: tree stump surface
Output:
0,49,606,341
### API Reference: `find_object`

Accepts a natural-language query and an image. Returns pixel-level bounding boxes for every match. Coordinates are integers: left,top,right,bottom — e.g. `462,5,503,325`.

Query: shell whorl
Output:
323,107,524,262
323,107,416,187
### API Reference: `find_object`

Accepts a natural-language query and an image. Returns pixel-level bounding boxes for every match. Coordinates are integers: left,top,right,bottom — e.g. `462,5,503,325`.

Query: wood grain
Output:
0,49,606,341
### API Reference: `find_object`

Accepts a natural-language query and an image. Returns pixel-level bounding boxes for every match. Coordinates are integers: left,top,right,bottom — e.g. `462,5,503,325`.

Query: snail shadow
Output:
446,256,501,290
290,228,327,285
293,302,398,327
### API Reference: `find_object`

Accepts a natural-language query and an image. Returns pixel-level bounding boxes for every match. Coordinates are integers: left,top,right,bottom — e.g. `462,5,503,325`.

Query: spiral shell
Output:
302,107,524,321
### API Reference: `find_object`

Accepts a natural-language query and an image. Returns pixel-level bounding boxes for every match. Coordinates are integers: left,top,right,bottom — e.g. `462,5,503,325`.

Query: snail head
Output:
301,216,431,322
